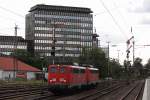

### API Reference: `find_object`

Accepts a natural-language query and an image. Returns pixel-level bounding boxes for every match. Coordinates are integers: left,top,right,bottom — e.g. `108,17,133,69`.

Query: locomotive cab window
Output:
60,67,65,73
91,70,98,73
50,67,57,73
80,69,85,73
73,68,79,73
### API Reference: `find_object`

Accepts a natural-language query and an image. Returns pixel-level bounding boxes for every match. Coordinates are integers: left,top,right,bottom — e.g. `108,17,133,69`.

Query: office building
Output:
0,36,32,56
26,4,97,64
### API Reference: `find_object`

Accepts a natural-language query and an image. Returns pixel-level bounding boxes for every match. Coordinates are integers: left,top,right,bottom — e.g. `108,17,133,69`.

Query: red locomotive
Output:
48,64,99,93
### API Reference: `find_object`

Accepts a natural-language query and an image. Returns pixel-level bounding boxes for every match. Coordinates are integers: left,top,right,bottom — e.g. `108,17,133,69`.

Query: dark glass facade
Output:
0,36,29,56
25,4,94,64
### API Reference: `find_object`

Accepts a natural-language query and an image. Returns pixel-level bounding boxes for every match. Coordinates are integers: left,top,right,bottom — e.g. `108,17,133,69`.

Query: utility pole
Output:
133,38,135,64
62,23,66,64
117,50,120,63
98,40,101,47
13,25,18,80
51,21,56,64
126,36,133,61
63,35,66,64
107,41,110,77
131,27,135,64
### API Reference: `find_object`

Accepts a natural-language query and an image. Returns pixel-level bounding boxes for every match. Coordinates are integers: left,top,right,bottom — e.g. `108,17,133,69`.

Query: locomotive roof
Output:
88,67,99,70
65,65,99,70
49,65,86,69
49,65,98,70
67,65,86,69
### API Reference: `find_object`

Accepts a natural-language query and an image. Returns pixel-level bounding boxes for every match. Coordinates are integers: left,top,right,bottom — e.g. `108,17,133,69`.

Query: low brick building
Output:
0,57,41,80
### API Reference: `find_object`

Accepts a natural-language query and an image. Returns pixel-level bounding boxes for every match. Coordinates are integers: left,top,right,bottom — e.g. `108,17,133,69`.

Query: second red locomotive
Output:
48,64,99,93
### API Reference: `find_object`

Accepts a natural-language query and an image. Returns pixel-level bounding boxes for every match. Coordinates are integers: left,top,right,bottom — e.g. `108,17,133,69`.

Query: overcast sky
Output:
0,0,150,64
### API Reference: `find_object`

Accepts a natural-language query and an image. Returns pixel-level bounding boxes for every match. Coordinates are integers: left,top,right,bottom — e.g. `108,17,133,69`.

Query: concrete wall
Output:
0,70,3,79
2,71,16,80
0,71,38,80
45,72,48,80
27,72,36,80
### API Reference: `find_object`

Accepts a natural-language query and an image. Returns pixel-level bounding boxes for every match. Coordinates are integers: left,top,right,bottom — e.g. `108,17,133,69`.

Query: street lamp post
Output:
13,25,18,80
133,37,135,64
117,50,120,63
111,45,123,64
48,20,67,64
40,56,44,83
107,41,110,77
49,20,56,65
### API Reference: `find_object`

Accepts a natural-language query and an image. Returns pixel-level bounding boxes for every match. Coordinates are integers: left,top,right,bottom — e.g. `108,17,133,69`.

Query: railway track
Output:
119,80,145,100
56,80,144,100
0,80,118,100
0,80,144,100
76,83,125,100
55,81,126,100
0,84,67,100
0,84,51,100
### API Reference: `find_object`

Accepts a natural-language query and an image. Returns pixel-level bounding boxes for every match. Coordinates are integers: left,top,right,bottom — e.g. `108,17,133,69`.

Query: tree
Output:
78,47,107,78
79,47,106,66
144,58,150,77
123,60,133,79
133,57,144,78
10,49,48,70
145,58,150,69
133,57,143,69
109,58,122,79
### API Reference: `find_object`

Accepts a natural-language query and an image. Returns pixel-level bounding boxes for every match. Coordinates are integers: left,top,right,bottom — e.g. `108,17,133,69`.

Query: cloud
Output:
128,0,150,25
139,13,150,24
143,0,150,12
140,18,150,24
99,32,127,45
129,0,150,13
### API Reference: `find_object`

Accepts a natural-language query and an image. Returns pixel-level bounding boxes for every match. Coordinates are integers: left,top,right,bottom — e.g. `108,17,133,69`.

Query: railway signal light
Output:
51,51,55,56
51,46,55,56
126,50,130,59
126,52,129,59
52,46,55,50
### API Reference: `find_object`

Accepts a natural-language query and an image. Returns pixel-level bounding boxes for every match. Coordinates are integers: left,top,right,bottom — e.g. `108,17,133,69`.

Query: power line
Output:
98,0,128,39
0,6,24,18
0,14,24,24
0,27,12,30
112,0,130,29
0,33,11,36
94,6,121,16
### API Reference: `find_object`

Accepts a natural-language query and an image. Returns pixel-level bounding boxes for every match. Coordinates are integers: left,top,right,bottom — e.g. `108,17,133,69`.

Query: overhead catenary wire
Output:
94,6,121,16
0,6,24,18
112,0,130,30
98,0,128,39
0,33,11,36
0,15,25,24
0,5,25,35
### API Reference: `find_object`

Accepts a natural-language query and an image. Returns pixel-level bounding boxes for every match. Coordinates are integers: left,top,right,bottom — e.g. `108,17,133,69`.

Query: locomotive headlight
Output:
63,80,66,82
50,78,56,82
60,78,66,82
52,78,56,81
60,78,64,81
49,80,52,82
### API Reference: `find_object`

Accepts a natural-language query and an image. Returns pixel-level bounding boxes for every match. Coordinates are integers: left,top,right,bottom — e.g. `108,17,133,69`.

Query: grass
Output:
0,79,47,85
